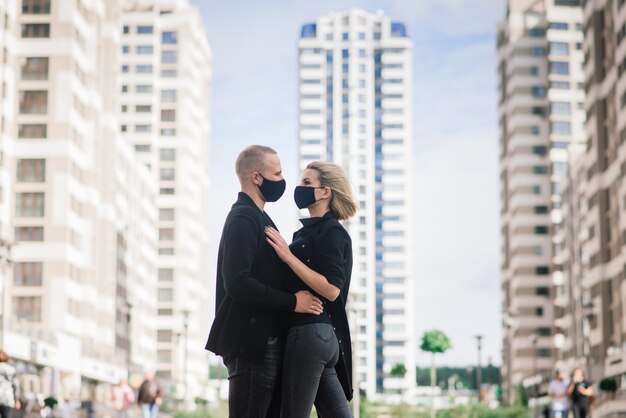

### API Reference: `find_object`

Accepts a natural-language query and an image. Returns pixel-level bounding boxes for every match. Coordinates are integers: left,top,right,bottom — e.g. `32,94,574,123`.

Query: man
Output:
548,369,570,418
206,145,324,417
137,372,161,418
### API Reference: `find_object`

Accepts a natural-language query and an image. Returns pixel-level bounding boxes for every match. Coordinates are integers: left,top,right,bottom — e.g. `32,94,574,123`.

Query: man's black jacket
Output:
205,192,296,363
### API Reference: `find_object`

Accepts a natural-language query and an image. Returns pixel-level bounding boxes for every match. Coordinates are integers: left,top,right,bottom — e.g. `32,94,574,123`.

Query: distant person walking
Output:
0,350,20,418
137,372,161,418
111,378,135,418
568,368,593,418
548,369,569,418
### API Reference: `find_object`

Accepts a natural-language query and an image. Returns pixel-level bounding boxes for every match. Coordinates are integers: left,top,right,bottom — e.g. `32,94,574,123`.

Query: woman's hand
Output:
265,227,293,263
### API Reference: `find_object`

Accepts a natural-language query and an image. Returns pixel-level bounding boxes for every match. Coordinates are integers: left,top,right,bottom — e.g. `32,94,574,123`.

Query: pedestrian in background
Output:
568,368,593,418
111,378,135,418
549,369,570,418
0,350,20,418
137,372,161,418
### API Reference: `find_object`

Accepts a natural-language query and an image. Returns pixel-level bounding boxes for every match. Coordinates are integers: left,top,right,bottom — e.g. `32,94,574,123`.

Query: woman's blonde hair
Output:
306,161,357,221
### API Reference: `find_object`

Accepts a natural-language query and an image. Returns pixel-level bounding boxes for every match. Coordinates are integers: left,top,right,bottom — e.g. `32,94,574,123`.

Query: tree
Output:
390,363,407,378
420,330,452,388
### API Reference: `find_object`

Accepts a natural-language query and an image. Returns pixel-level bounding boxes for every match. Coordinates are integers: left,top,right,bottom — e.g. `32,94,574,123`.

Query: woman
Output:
265,161,356,418
0,350,20,418
568,368,593,418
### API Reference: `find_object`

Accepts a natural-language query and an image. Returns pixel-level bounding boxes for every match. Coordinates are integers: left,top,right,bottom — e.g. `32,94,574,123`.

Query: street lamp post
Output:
475,335,483,398
531,335,538,377
581,302,594,380
125,302,133,375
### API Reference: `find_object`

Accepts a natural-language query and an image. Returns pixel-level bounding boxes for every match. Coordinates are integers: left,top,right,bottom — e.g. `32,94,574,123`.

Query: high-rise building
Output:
2,0,159,403
297,8,415,398
557,0,626,415
119,0,211,405
497,0,585,402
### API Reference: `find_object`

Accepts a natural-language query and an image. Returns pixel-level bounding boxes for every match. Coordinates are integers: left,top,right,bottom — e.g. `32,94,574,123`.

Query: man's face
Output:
258,153,283,182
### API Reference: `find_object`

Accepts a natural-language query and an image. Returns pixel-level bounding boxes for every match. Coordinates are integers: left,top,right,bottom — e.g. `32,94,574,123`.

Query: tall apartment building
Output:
557,0,626,415
119,0,211,404
297,8,415,399
1,0,159,403
497,0,585,402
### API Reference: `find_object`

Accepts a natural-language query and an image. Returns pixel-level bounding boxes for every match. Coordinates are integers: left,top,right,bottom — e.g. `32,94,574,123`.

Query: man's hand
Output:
294,291,323,315
15,401,21,410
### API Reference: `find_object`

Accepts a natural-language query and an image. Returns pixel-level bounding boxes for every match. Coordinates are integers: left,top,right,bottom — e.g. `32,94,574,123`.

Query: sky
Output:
192,0,506,367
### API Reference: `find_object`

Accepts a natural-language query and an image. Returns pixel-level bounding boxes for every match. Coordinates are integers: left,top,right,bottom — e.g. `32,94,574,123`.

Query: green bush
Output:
599,377,618,392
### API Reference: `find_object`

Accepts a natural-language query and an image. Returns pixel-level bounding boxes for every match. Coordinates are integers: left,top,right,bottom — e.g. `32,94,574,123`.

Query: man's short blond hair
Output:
235,145,277,183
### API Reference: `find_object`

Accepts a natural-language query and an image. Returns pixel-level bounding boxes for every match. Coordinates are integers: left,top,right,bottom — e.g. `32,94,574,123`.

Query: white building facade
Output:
1,0,159,404
297,8,416,398
497,0,585,402
119,0,211,405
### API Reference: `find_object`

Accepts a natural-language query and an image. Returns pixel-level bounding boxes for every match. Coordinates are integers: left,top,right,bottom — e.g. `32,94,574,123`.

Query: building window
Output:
136,84,152,93
529,27,545,36
160,188,175,195
549,42,569,56
136,65,153,74
158,268,174,281
536,307,544,316
536,266,550,275
122,45,129,54
13,296,42,321
135,105,151,113
157,288,173,302
552,121,571,136
19,91,47,114
549,22,568,30
160,128,176,136
529,47,546,56
21,57,48,80
535,226,549,235
161,51,177,64
135,144,150,152
15,226,44,242
159,208,175,221
123,25,129,34
121,65,129,73
137,25,153,34
160,148,176,161
18,124,46,139
136,45,153,54
14,262,43,286
121,85,128,93
161,109,176,122
21,23,50,38
550,61,569,75
22,0,51,14
550,81,570,89
531,86,546,97
159,228,174,241
161,90,177,103
161,70,177,78
135,125,151,133
551,102,571,115
162,31,177,44
160,168,175,181
157,330,172,342
17,159,45,182
16,192,44,217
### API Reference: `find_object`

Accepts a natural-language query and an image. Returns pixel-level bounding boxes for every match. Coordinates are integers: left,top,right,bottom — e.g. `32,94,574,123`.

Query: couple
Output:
205,145,356,418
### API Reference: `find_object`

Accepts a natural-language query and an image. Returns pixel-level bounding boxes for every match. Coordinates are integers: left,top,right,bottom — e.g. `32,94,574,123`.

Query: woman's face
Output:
299,168,330,208
573,369,584,381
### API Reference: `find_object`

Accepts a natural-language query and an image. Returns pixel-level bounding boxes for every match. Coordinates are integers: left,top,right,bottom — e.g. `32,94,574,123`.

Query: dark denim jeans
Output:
282,323,352,418
225,337,283,418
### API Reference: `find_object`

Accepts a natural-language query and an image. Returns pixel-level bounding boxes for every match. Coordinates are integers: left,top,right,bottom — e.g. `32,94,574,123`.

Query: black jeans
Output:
225,337,283,418
282,323,352,418
571,403,590,418
0,406,12,418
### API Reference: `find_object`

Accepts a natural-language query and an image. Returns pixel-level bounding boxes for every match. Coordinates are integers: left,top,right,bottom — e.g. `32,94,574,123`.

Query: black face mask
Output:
258,174,286,202
294,186,324,209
